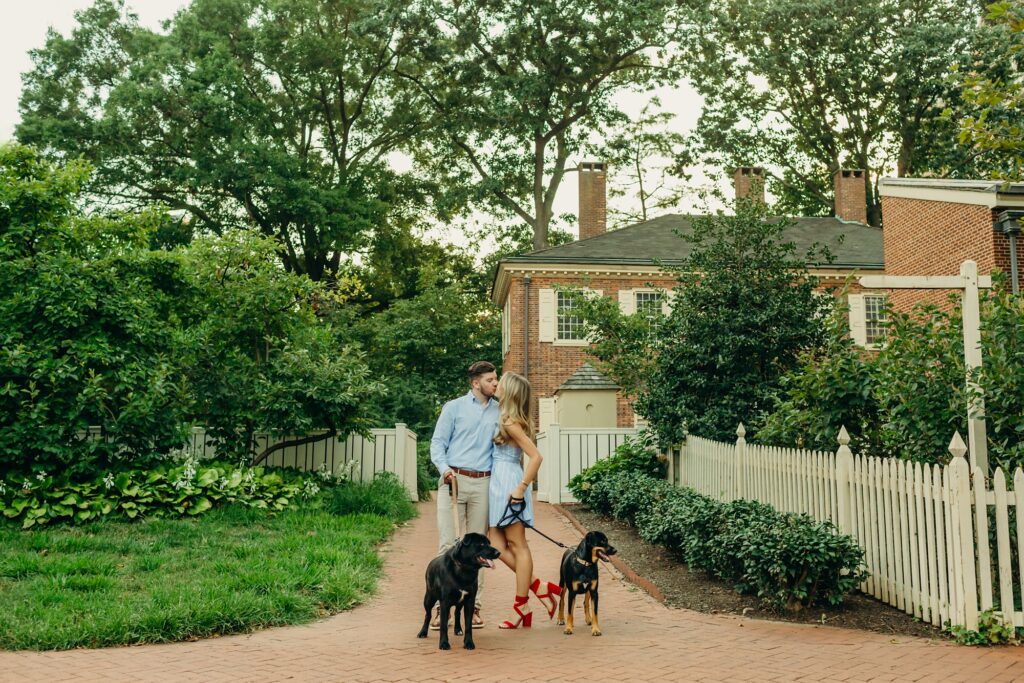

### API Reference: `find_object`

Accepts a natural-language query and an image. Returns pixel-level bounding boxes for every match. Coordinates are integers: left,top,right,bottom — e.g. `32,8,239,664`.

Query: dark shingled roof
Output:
556,363,620,392
505,214,884,268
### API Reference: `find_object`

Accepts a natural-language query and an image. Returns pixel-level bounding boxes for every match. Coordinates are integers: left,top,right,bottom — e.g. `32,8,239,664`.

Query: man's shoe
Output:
429,606,442,631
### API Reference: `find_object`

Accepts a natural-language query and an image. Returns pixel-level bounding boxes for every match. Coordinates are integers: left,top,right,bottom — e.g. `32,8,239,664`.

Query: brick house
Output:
491,165,886,430
878,178,1024,310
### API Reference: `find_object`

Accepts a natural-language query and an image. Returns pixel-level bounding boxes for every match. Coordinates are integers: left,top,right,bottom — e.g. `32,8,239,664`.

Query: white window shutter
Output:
618,288,635,315
538,288,556,343
538,397,557,432
662,288,676,316
586,289,603,342
848,293,867,346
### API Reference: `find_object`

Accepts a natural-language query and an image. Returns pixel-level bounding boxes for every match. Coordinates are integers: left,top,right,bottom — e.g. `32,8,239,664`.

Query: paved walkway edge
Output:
551,503,667,604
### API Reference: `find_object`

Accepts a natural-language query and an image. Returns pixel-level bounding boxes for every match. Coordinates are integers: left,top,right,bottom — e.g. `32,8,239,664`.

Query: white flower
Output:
218,477,229,488
0,481,7,495
302,479,320,498
103,473,115,490
173,478,188,490
36,470,47,482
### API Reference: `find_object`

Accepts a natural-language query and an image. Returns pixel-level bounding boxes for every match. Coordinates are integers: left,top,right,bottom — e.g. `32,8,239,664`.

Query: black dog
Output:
417,532,500,650
557,531,617,636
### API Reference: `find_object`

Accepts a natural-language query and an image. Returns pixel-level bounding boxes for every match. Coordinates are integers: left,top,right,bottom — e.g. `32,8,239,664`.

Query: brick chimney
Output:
733,166,765,205
578,161,607,240
834,169,867,223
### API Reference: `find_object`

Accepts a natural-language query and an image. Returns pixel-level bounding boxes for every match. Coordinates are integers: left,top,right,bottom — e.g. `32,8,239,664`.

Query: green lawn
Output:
0,503,401,650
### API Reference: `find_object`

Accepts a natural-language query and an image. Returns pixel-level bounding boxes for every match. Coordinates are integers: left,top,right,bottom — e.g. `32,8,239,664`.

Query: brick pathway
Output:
2,498,1023,683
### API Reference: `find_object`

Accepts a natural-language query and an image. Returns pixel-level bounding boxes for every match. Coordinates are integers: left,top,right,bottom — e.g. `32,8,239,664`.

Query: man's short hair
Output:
467,361,496,382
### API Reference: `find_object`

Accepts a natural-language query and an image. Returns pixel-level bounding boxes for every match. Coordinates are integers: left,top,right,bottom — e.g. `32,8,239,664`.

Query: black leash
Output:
496,498,570,550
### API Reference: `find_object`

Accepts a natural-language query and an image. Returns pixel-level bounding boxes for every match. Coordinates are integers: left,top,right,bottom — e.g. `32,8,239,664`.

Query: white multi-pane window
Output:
864,294,887,345
556,291,586,341
635,290,665,331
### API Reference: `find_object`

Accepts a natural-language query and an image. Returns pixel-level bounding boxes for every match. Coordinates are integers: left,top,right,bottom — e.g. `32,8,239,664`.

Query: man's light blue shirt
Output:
430,391,499,475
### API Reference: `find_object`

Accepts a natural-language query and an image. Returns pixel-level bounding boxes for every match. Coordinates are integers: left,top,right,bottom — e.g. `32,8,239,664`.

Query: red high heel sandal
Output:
530,578,562,620
498,595,532,629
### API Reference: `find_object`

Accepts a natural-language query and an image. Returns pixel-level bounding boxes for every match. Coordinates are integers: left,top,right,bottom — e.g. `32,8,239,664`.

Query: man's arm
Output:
430,402,455,480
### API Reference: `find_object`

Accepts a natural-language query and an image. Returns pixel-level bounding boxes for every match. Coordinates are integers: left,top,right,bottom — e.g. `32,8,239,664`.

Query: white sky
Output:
1,1,726,246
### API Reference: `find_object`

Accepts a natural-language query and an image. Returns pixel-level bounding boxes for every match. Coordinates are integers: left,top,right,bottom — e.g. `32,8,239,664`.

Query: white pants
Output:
436,472,489,608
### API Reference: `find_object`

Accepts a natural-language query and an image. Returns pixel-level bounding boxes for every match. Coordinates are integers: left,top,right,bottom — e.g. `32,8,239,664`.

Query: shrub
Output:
568,431,666,502
729,511,867,609
0,451,343,529
578,469,867,611
416,440,439,502
326,472,416,523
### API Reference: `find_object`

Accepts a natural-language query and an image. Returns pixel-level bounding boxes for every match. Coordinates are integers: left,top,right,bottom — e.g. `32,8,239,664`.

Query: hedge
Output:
570,468,867,611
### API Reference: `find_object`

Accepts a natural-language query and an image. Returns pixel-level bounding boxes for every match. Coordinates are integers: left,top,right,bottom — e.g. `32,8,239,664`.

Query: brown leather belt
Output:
450,466,490,478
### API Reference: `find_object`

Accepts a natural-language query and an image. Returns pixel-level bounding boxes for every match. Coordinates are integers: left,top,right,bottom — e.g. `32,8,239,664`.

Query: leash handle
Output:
448,472,460,539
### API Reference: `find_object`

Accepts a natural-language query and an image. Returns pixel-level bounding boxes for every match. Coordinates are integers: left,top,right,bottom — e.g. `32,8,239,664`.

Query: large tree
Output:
956,1,1024,177
682,0,1005,223
17,0,427,280
398,0,687,250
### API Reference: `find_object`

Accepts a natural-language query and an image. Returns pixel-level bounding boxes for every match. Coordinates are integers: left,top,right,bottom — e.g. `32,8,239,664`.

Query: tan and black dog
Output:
557,530,616,636
417,532,500,650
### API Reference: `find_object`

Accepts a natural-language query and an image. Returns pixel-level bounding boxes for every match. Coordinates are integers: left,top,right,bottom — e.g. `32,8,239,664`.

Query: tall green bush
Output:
759,283,1024,471
0,145,191,477
757,296,882,455
0,145,384,477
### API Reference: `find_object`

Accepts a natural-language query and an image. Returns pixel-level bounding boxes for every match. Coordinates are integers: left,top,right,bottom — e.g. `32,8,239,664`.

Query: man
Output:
429,360,500,629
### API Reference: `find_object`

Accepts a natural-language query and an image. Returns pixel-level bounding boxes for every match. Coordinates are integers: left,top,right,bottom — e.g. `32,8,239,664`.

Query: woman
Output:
488,372,561,629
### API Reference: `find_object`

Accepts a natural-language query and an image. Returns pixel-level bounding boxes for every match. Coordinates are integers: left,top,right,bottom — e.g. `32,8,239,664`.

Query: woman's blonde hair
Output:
493,372,535,444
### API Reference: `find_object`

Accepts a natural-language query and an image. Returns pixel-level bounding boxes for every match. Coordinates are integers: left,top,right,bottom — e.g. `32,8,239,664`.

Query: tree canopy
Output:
399,0,687,249
681,0,1007,222
18,0,428,281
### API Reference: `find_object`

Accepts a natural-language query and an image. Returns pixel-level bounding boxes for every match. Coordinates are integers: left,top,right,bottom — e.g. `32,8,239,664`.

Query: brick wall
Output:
880,195,1023,310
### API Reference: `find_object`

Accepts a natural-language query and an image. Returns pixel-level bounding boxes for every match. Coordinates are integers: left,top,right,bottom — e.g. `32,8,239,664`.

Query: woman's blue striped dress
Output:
488,441,534,528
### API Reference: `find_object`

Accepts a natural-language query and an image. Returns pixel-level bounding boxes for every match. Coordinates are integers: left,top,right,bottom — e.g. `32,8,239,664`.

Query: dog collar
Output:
574,554,592,567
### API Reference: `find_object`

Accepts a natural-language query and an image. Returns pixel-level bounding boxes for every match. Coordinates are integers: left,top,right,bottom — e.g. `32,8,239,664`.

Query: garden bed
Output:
565,504,944,640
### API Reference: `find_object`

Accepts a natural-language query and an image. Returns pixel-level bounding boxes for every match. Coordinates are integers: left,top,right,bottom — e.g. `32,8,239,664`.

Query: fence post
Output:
948,431,979,631
549,424,562,505
734,423,746,501
835,426,854,536
394,423,416,502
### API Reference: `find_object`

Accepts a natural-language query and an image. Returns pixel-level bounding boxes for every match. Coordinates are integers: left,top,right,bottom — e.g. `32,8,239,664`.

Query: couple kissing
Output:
429,361,561,631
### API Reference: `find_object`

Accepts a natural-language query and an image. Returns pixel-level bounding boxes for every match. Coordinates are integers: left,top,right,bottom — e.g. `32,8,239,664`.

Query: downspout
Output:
522,275,531,376
995,210,1022,295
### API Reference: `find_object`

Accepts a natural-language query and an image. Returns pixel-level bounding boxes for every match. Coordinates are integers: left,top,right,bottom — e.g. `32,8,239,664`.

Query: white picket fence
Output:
84,424,419,500
536,425,640,503
670,425,1024,632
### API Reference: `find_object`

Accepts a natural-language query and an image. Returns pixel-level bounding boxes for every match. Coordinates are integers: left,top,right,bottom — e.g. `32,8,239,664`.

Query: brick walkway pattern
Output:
2,498,1023,682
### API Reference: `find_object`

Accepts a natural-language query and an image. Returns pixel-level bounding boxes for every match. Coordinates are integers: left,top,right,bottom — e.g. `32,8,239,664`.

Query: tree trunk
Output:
533,135,549,251
251,429,338,467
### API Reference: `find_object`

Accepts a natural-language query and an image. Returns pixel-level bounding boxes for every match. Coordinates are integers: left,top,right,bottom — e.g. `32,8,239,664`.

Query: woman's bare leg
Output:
489,527,516,572
503,522,533,597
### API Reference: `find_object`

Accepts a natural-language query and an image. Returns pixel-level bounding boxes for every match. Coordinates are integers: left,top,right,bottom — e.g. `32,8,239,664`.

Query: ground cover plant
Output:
0,473,414,651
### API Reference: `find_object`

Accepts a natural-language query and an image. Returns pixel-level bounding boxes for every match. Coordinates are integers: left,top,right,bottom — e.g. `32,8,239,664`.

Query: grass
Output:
0,498,408,651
